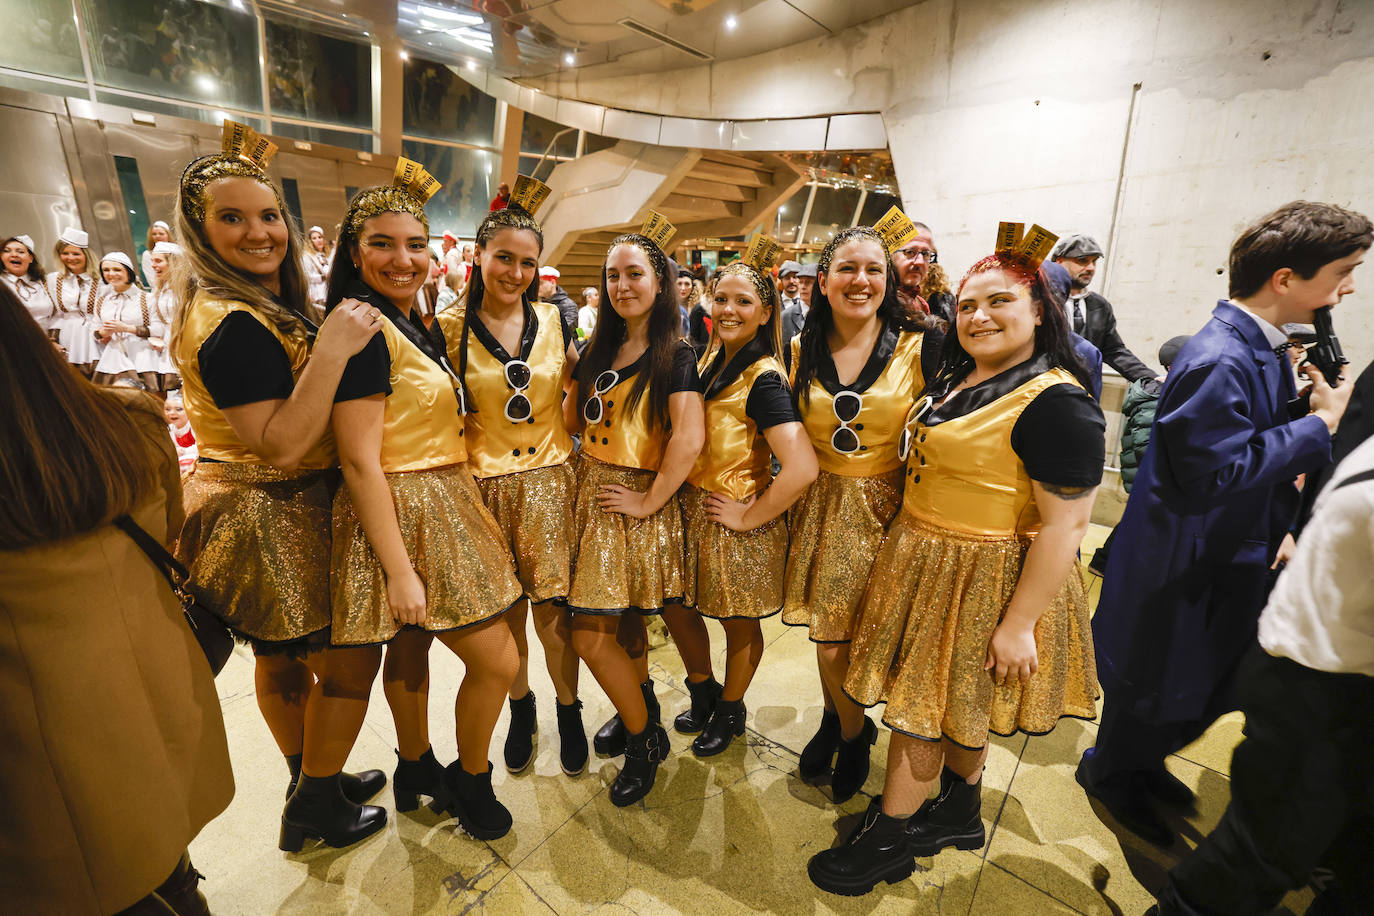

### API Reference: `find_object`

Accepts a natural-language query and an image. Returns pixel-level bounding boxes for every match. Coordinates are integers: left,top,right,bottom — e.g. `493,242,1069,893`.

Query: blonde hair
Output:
52,241,92,277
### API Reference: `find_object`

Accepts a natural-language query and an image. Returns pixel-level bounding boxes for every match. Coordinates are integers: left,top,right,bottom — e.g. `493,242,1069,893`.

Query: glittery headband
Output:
343,157,443,240
711,261,777,311
180,120,280,222
817,226,886,273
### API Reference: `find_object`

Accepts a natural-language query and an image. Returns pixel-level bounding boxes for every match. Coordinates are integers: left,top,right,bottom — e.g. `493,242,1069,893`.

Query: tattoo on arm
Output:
1039,483,1095,500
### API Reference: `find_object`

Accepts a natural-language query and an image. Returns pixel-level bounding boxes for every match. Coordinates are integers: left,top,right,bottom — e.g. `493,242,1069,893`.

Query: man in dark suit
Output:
1052,235,1156,383
1077,201,1367,847
780,262,814,341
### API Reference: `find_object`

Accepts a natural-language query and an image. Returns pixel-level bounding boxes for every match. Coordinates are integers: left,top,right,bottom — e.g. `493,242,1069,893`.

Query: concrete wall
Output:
528,0,1374,371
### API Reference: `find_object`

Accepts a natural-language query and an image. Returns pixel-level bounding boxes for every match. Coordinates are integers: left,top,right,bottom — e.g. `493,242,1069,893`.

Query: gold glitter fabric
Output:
680,484,786,620
331,464,522,644
781,468,904,642
474,461,576,604
175,461,333,648
844,513,1098,748
567,454,686,615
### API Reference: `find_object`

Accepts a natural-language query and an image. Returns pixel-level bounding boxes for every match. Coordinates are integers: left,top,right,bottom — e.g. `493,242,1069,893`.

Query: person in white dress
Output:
3,234,55,335
141,220,172,290
302,225,332,312
93,251,156,389
46,227,105,378
146,241,183,392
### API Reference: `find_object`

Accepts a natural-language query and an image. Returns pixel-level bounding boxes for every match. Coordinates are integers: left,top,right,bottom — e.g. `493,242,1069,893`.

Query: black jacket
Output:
547,285,578,338
1076,291,1155,383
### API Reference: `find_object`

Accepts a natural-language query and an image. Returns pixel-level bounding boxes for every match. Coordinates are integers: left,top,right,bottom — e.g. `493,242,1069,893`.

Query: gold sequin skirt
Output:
844,512,1099,748
176,461,334,650
781,468,904,642
474,461,576,604
331,463,523,645
680,484,786,620
567,454,685,615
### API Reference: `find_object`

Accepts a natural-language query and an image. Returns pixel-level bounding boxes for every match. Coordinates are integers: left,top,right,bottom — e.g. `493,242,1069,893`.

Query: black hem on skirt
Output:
329,597,521,648
566,597,685,617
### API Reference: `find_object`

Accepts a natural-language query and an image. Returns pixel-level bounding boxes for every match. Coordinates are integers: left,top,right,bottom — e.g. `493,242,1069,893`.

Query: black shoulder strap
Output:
1332,468,1374,493
114,514,191,588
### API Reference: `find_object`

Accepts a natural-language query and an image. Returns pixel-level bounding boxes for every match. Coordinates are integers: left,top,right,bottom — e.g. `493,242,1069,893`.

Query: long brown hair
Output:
0,283,160,548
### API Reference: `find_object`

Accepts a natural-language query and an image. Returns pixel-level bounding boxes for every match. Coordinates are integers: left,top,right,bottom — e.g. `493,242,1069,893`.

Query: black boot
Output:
691,698,746,757
445,761,512,840
593,679,661,757
556,699,589,776
504,692,538,774
905,766,986,856
808,796,917,896
279,772,387,852
609,723,669,807
393,748,450,814
830,716,877,803
153,852,209,916
285,753,386,805
1075,749,1174,847
798,709,842,780
673,675,722,734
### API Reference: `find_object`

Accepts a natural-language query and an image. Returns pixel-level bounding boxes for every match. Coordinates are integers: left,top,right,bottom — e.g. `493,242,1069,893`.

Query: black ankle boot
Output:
444,761,512,840
830,716,877,803
153,852,208,916
279,772,387,852
691,698,746,757
905,765,986,856
556,699,589,776
674,675,722,734
285,754,387,805
799,709,842,780
393,748,450,814
593,679,661,757
610,723,670,807
808,796,917,896
504,692,538,774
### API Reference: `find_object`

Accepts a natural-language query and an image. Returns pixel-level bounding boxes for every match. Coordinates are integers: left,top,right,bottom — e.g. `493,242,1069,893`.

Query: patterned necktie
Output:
1071,297,1085,334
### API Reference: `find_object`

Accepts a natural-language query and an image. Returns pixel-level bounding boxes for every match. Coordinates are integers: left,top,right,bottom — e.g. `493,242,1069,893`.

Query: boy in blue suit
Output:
1077,201,1368,846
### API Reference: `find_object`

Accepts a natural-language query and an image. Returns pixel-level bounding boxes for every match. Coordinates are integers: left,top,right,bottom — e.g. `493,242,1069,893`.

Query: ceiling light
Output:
194,74,217,94
400,50,409,60
564,52,574,65
724,14,738,30
466,60,477,71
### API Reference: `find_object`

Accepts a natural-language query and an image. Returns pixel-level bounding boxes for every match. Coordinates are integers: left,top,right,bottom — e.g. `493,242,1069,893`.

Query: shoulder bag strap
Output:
113,514,192,588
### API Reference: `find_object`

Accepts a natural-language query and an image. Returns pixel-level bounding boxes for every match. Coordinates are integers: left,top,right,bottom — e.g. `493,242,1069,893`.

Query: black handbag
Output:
115,514,235,676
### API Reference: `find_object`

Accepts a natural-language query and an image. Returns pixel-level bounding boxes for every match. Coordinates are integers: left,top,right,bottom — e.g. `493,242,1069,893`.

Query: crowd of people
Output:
2,117,1370,915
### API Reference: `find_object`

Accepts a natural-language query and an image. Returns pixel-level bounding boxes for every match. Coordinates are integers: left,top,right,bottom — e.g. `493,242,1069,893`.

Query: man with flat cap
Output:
781,262,815,340
1053,234,1156,382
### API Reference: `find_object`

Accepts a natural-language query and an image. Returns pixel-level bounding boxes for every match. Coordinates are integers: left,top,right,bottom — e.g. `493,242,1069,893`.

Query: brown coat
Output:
0,392,234,913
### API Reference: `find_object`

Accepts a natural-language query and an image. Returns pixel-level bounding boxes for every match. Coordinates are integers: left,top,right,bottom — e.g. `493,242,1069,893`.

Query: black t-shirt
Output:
198,310,295,408
745,371,800,429
576,339,703,394
333,331,393,402
1009,384,1106,487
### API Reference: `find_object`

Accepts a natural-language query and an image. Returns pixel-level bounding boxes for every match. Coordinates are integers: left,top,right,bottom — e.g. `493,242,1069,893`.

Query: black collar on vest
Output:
815,316,899,396
925,353,1055,426
702,335,772,400
347,280,448,368
271,292,318,340
469,299,538,364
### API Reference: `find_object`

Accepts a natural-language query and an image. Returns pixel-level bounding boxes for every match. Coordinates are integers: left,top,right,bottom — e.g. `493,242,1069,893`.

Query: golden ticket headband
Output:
873,205,920,253
742,234,782,273
509,174,551,214
344,156,445,240
639,210,677,250
180,119,281,222
995,221,1059,270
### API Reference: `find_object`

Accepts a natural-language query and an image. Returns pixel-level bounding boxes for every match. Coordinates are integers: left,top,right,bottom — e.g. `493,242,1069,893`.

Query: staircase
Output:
539,144,806,296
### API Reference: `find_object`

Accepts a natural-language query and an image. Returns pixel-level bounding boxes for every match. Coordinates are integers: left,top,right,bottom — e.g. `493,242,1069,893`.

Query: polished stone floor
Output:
191,526,1311,914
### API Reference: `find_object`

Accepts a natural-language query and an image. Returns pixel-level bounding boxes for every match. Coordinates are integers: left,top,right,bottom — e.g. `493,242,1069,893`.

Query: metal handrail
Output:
529,128,576,182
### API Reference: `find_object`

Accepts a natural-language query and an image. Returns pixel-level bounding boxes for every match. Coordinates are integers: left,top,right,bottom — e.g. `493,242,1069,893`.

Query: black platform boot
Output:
905,765,986,856
279,772,387,852
830,716,877,803
445,761,513,840
673,675,722,734
393,748,450,814
691,698,746,757
593,679,661,757
808,796,917,896
610,723,670,807
798,709,842,780
504,692,538,774
285,753,386,805
556,699,589,776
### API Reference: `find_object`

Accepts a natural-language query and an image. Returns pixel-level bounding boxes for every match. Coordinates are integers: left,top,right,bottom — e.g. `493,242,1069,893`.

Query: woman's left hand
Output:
984,620,1038,686
705,493,756,531
597,484,652,518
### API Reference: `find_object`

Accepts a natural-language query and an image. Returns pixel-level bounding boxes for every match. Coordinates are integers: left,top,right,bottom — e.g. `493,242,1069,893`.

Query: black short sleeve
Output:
333,331,392,402
745,371,800,429
1010,384,1106,487
669,340,704,394
559,313,573,351
197,310,295,409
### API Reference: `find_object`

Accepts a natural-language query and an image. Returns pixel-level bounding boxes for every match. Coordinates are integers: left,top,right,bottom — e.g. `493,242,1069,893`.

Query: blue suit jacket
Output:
1071,333,1103,400
1093,301,1330,723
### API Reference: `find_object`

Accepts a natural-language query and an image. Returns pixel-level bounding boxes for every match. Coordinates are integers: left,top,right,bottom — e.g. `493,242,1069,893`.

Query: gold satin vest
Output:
373,315,467,473
580,350,681,471
902,367,1082,537
688,351,789,500
789,328,926,477
176,293,335,468
437,300,572,479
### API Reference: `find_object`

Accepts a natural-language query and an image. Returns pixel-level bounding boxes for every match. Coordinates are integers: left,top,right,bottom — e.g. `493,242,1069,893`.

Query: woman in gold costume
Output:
327,163,524,842
784,224,941,804
670,254,817,757
808,242,1104,896
566,224,706,807
171,124,389,852
436,197,589,780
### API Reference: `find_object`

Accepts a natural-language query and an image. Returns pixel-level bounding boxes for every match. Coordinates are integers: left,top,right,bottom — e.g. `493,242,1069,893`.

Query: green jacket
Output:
1119,378,1162,492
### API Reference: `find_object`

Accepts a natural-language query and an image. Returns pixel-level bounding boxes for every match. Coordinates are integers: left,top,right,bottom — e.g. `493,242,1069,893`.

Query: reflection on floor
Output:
191,525,1311,914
